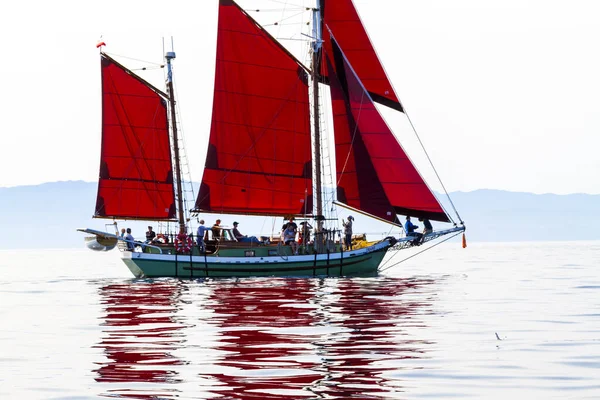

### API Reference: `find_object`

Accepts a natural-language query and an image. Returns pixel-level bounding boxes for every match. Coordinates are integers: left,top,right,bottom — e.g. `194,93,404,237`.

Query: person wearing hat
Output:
342,216,354,250
232,221,261,245
145,226,156,243
298,221,313,245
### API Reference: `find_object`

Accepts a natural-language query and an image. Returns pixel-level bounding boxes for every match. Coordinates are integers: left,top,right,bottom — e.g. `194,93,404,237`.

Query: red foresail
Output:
327,38,449,223
195,0,312,216
95,54,176,220
320,0,403,112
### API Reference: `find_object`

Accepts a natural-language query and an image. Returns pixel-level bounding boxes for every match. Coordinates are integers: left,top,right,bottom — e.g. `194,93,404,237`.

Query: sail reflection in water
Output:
94,281,188,399
199,277,436,399
92,278,436,398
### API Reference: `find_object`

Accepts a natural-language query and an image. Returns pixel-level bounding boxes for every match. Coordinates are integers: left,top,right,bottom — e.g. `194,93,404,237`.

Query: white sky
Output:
1,0,599,195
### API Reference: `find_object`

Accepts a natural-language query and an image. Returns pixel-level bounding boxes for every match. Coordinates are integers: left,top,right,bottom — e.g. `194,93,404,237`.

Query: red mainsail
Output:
95,54,176,220
195,0,313,216
327,38,449,223
320,0,403,112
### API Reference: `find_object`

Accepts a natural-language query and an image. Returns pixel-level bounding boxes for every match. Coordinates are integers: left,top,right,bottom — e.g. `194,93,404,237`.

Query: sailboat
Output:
80,0,466,278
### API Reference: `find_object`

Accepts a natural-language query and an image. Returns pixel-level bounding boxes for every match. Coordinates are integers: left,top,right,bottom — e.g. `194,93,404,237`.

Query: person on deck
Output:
232,222,261,245
342,216,354,250
283,224,299,255
282,217,298,233
298,221,313,245
196,219,207,252
405,216,423,245
125,228,135,251
419,217,433,235
119,228,126,238
418,217,433,244
212,219,222,240
145,226,156,243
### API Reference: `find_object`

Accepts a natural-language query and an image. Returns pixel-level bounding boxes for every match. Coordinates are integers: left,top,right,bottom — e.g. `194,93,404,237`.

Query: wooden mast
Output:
165,51,186,234
312,4,324,246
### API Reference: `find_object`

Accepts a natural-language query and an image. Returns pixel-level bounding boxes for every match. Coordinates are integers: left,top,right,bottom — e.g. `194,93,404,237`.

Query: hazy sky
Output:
1,0,599,195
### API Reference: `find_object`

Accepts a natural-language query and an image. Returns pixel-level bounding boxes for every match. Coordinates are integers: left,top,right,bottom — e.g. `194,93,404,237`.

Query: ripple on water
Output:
1,244,600,398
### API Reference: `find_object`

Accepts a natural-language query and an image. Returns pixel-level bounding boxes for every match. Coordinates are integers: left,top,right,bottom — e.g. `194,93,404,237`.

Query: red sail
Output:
327,39,449,223
195,0,312,216
320,0,403,112
95,54,176,220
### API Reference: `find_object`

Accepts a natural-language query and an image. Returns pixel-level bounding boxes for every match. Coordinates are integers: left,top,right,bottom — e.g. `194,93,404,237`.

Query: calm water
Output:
1,241,599,399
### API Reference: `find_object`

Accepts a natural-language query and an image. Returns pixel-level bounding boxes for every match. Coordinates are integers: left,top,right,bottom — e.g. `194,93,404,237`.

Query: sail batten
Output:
95,53,176,221
327,37,449,223
195,0,313,217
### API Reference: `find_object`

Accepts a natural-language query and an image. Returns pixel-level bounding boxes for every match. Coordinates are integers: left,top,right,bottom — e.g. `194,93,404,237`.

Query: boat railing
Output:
117,238,163,254
390,226,466,251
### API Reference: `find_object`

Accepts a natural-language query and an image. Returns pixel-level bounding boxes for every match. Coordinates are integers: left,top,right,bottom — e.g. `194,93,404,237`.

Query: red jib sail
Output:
320,0,403,112
95,54,176,220
327,38,449,223
195,0,312,216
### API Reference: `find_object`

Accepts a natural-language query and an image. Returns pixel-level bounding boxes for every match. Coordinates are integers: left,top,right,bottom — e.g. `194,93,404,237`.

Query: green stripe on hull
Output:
122,246,390,278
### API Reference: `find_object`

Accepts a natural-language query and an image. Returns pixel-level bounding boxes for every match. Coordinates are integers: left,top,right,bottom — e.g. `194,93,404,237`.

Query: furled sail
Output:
195,0,313,216
326,38,449,223
95,54,176,220
320,0,403,112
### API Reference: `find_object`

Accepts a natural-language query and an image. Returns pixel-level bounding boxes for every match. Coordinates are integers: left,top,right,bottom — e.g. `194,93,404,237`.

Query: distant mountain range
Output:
1,181,598,249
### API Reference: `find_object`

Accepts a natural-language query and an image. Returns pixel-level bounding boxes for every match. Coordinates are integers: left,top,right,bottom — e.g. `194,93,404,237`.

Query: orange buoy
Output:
462,233,467,248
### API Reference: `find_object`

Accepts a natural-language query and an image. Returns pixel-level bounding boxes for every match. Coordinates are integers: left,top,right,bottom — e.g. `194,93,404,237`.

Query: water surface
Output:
1,241,599,399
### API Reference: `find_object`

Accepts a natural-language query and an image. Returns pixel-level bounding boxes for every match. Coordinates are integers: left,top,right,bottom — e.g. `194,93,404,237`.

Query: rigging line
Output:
277,37,313,42
402,109,463,224
247,7,305,12
336,90,366,186
130,66,164,72
171,77,197,221
103,52,163,67
265,0,306,7
275,0,286,41
263,22,312,26
272,10,310,26
370,225,401,271
197,78,308,206
379,231,462,273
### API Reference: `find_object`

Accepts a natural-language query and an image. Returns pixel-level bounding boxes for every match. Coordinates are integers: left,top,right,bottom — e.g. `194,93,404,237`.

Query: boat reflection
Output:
93,277,436,399
200,277,436,399
94,280,188,399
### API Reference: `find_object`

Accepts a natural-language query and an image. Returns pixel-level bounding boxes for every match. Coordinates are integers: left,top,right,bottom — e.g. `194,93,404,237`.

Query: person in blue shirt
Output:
405,216,423,245
196,219,207,253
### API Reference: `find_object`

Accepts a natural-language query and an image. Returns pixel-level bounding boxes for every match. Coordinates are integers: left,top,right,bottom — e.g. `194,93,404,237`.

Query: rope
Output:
103,52,163,67
336,91,366,186
402,109,463,224
379,231,462,273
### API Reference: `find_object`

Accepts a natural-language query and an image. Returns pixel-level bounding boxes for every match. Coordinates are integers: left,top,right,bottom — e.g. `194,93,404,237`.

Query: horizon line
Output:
1,180,599,197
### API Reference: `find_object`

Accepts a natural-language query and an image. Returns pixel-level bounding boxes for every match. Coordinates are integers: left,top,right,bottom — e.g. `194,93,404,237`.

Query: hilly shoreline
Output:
1,181,598,249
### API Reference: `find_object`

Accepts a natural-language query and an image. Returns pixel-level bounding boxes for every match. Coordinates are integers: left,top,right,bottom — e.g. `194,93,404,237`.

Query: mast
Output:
165,51,186,233
312,4,324,237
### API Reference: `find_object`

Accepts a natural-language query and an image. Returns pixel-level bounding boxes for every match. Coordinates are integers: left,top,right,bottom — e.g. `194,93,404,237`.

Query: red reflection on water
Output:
309,278,435,398
202,277,435,399
94,280,187,397
203,279,319,399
